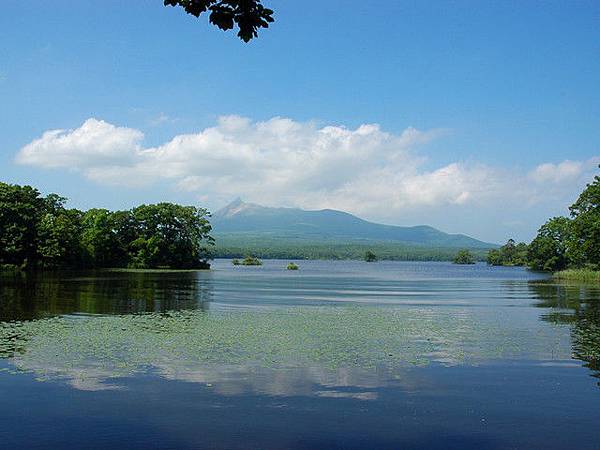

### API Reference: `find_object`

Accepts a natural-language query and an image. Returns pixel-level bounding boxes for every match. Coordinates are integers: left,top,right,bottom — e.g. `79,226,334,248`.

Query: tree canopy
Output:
527,217,572,272
364,250,378,262
164,0,274,42
487,239,528,267
453,249,475,265
569,170,600,267
0,182,214,270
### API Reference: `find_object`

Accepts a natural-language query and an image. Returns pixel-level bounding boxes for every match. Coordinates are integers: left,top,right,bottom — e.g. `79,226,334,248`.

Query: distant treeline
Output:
0,182,213,270
488,167,600,272
211,237,490,262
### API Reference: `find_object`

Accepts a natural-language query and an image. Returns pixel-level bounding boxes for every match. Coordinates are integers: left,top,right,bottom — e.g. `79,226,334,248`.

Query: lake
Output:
1,260,599,449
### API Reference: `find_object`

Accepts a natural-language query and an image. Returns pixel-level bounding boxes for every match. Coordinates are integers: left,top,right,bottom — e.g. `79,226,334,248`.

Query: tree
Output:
486,248,501,266
527,217,572,272
453,249,475,265
128,203,214,269
569,168,600,268
0,183,52,268
81,209,128,267
38,208,85,268
486,239,528,266
164,0,274,42
364,250,377,262
1,182,216,270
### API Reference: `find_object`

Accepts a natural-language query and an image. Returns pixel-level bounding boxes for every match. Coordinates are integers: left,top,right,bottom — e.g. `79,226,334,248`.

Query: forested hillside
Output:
212,198,495,249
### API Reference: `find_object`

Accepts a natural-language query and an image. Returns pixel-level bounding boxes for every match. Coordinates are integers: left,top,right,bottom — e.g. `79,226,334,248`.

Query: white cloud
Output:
16,118,143,169
528,160,585,184
15,116,598,233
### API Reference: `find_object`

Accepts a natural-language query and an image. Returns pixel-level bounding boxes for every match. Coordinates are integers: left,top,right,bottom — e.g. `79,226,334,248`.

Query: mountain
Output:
211,199,495,249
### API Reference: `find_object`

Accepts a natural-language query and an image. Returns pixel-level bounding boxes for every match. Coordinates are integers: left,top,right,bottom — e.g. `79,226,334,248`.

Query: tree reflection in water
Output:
0,270,214,321
530,280,600,384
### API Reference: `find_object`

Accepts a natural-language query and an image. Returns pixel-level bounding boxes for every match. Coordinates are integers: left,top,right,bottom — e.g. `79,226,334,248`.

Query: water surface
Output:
1,260,599,449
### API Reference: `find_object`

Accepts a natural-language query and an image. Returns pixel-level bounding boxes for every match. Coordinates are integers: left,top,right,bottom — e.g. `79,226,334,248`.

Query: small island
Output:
236,256,262,266
364,250,378,262
453,249,475,265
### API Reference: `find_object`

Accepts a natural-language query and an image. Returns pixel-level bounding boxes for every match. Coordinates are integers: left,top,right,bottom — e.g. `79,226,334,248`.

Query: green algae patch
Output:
0,306,572,388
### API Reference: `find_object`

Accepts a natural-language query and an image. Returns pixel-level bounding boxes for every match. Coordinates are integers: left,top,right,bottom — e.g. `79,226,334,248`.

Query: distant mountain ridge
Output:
212,199,495,249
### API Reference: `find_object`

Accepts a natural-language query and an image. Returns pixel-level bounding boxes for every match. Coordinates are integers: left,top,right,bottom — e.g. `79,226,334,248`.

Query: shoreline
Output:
553,269,600,283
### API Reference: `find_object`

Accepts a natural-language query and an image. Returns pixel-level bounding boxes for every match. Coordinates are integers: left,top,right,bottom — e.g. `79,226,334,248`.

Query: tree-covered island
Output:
453,249,475,264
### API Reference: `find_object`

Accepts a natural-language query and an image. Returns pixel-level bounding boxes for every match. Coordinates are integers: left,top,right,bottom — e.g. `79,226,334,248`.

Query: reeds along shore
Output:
553,269,600,283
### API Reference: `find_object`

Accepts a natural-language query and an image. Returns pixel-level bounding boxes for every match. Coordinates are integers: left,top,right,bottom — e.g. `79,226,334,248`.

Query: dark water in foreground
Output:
1,260,599,449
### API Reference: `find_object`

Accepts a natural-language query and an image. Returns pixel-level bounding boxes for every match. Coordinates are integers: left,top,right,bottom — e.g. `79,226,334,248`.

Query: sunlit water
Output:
1,260,599,449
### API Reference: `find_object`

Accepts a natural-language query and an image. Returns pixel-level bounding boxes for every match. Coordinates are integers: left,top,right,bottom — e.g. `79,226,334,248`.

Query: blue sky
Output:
1,0,599,242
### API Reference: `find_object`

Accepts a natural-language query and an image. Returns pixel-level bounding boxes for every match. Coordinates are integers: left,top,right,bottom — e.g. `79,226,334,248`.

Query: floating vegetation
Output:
0,306,572,390
286,262,299,270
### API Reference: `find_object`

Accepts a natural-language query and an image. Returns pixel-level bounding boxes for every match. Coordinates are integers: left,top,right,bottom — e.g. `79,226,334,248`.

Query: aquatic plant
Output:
554,269,600,283
0,305,571,389
286,262,299,270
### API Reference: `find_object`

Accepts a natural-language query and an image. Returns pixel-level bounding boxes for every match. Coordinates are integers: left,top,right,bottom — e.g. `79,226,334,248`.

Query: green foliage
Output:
364,250,378,262
453,249,475,265
164,0,274,42
527,217,573,271
0,182,46,268
487,239,528,266
569,170,600,268
0,182,214,270
232,258,241,265
241,255,262,266
81,209,129,268
286,262,299,270
483,166,600,274
37,208,85,268
127,203,213,269
553,269,600,283
525,166,600,273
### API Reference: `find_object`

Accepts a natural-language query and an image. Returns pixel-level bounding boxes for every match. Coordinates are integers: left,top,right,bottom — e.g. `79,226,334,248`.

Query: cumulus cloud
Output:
15,116,598,224
16,118,143,169
529,160,584,183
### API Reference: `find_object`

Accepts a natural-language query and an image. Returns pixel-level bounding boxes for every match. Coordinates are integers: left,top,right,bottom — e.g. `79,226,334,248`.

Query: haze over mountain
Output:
212,199,496,249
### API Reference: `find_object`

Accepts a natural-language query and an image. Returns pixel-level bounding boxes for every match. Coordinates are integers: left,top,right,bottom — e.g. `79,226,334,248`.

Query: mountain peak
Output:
210,199,495,248
214,197,255,219
227,197,244,209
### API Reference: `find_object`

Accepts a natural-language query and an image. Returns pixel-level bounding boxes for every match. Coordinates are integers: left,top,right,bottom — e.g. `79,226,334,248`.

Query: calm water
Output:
1,260,599,449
